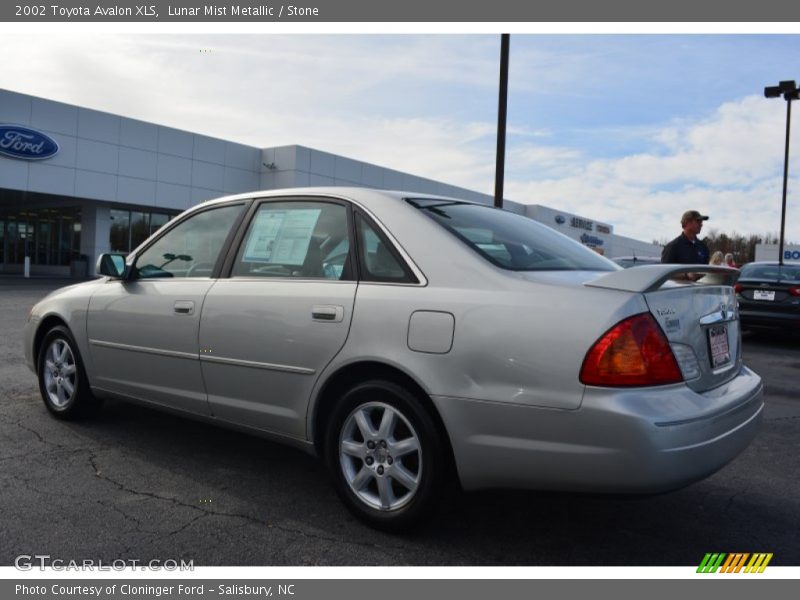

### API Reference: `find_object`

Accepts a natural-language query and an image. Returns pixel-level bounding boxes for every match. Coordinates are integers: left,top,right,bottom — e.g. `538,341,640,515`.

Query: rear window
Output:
407,199,617,272
740,264,800,280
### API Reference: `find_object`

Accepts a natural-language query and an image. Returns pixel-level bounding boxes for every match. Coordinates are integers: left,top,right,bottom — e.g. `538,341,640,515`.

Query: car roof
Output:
189,187,486,212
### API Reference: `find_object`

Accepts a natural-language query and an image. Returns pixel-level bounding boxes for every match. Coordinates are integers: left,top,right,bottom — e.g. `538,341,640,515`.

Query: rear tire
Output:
324,380,445,531
37,325,102,420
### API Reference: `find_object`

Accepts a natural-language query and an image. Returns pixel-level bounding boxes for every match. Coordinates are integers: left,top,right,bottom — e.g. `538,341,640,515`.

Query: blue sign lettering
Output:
580,233,604,246
0,124,59,160
785,250,800,260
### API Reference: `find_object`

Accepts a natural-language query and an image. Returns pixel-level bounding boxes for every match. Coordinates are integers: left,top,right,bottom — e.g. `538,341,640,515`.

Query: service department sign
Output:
0,124,59,160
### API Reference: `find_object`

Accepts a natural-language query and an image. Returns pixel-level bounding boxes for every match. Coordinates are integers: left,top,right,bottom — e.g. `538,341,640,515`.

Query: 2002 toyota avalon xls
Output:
24,188,763,529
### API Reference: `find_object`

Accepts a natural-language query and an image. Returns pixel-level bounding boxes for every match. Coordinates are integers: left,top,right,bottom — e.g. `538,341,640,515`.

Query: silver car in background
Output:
24,188,763,530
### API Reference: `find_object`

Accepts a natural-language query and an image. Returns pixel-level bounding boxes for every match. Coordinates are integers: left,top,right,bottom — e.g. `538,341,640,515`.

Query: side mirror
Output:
96,253,128,279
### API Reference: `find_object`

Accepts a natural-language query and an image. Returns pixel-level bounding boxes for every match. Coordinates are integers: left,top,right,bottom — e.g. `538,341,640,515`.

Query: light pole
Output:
764,80,798,266
494,34,510,209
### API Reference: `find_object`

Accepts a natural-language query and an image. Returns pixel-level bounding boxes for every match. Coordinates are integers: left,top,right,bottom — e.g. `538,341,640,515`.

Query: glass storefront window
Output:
0,207,82,268
109,209,177,254
110,209,130,253
0,205,176,270
130,211,150,251
36,221,53,264
71,221,81,261
150,213,169,236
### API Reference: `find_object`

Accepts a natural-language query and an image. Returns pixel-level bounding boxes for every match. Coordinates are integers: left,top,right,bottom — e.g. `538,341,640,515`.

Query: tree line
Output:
653,231,791,264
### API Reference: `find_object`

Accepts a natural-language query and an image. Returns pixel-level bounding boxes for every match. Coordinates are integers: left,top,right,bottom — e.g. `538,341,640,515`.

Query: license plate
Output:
753,290,775,301
708,325,731,368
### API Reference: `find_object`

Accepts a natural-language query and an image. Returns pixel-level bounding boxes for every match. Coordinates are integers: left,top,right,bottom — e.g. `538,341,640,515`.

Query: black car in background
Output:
736,262,800,333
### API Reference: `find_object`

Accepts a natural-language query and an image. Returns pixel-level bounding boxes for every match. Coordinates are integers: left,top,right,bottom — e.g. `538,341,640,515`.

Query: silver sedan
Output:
24,188,763,530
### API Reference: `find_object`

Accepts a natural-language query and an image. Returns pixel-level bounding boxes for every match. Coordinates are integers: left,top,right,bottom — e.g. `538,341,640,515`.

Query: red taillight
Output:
734,283,743,294
789,286,800,297
580,313,683,387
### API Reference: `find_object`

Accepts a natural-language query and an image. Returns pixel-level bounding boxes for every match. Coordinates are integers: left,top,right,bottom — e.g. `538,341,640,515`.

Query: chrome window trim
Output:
222,277,356,285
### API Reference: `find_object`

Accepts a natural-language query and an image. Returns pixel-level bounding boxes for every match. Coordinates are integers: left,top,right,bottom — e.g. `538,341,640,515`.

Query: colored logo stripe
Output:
721,553,749,573
697,553,773,573
697,553,726,573
745,553,773,573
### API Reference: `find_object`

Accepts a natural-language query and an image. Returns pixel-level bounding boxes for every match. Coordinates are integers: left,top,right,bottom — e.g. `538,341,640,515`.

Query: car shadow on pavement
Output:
7,393,790,567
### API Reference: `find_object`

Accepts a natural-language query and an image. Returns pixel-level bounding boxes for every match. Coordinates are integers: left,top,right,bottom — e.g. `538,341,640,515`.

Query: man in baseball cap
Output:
661,210,710,265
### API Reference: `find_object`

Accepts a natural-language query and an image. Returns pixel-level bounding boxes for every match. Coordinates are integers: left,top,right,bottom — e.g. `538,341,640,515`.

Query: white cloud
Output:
2,34,799,244
504,95,800,243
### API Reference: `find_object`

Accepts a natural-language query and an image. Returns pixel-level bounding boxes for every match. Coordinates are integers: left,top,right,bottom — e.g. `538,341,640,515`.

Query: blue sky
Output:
2,33,799,243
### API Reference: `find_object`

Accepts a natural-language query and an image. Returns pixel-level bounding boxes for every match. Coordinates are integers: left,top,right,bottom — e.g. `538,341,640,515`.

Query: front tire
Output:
324,380,445,531
37,325,102,420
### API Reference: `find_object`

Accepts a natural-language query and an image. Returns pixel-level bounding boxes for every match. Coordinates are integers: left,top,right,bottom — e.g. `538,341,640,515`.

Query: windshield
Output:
407,199,618,272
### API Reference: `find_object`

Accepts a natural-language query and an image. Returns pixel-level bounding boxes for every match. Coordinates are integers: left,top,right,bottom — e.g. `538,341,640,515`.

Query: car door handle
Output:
312,305,344,322
174,301,195,315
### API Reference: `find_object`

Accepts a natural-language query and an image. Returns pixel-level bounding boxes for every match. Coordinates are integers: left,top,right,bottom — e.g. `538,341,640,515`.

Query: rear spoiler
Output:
585,265,740,294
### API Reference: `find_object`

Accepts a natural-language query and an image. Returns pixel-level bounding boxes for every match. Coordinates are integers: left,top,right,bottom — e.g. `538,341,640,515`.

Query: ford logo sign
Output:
0,124,59,160
555,215,566,224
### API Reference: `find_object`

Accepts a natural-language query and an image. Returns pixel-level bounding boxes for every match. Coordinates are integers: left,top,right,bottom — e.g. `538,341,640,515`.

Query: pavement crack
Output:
95,499,163,537
87,452,206,516
164,513,210,538
86,453,407,552
724,485,750,513
0,453,35,463
1,417,77,452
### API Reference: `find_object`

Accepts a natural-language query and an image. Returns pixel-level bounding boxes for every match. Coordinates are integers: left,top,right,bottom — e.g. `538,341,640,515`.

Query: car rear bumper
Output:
739,307,800,329
432,366,763,493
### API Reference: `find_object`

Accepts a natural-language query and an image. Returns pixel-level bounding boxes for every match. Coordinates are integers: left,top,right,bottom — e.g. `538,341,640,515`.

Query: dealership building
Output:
0,89,660,277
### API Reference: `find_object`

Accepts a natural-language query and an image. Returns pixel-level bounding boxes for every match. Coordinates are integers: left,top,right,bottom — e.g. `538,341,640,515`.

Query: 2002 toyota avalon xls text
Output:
24,188,763,529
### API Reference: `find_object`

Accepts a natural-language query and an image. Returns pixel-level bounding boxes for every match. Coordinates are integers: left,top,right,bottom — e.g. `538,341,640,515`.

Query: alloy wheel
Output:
339,401,422,511
42,338,78,409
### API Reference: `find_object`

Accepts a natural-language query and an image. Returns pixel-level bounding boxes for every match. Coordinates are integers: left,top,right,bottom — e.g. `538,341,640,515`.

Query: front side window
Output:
134,204,244,279
407,199,617,272
232,201,351,280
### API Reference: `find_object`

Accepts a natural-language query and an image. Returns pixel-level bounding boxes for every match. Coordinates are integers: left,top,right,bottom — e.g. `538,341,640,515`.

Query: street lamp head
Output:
765,81,798,100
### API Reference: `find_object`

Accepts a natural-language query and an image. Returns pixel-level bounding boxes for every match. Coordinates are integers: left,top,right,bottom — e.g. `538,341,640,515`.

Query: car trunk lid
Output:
586,265,741,392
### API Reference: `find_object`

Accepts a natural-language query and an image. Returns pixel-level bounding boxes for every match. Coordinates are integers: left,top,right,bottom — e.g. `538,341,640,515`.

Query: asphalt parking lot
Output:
1,278,798,566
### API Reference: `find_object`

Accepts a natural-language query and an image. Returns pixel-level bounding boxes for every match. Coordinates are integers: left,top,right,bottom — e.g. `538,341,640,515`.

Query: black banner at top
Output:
3,0,800,22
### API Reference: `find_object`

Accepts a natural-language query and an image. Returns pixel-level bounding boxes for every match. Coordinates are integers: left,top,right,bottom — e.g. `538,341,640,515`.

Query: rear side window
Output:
356,213,418,284
232,201,351,280
407,199,617,272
